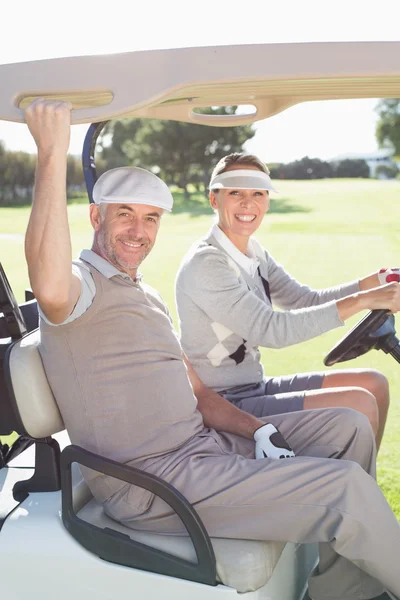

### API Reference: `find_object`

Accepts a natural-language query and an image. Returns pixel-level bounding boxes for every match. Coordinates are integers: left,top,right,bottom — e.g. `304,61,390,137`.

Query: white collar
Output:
79,249,143,281
211,224,260,277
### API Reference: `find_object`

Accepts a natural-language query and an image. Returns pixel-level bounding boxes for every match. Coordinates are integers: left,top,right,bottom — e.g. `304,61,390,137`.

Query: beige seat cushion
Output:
7,329,64,438
78,499,285,593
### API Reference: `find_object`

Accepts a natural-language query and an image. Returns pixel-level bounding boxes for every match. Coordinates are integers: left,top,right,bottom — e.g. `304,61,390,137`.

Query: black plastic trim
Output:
0,301,38,343
13,438,61,501
389,343,400,364
82,121,108,204
0,263,27,340
19,300,38,333
0,316,10,339
0,435,34,469
61,444,217,586
25,289,35,302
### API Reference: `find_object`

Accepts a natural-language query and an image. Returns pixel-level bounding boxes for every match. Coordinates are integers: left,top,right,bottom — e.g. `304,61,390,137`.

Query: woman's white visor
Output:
209,169,278,193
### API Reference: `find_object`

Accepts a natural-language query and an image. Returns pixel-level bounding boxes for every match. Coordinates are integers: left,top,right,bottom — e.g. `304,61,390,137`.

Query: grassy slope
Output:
1,178,399,514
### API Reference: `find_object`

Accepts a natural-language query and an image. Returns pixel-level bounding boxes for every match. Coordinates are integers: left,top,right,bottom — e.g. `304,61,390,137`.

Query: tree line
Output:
0,140,87,206
269,156,370,180
1,100,399,206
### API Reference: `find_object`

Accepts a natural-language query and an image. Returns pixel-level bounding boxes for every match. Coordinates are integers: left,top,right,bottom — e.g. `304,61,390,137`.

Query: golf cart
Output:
1,41,400,600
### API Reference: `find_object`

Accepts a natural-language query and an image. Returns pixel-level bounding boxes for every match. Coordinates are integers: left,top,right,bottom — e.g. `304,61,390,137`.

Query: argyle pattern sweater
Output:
175,230,360,392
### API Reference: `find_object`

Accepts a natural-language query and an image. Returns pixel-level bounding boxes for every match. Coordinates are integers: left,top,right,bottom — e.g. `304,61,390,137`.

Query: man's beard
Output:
98,230,150,272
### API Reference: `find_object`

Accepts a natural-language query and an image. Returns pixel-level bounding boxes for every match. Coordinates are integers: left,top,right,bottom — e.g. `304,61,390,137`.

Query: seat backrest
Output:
5,329,64,439
0,262,42,437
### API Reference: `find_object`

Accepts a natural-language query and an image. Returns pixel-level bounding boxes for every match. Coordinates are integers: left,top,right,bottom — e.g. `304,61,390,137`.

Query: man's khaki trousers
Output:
112,408,400,600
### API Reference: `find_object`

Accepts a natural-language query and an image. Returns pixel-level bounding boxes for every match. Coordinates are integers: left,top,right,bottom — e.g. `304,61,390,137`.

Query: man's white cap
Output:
209,169,278,193
93,166,174,212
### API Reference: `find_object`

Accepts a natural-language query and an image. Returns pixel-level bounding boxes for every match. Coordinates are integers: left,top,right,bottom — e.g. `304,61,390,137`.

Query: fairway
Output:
1,177,400,515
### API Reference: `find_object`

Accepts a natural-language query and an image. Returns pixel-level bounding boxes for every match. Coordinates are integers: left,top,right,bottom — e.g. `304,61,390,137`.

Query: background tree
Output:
375,163,399,180
100,107,255,199
334,159,369,178
99,120,145,170
0,145,36,205
0,143,86,206
67,155,84,188
375,99,400,154
270,157,333,180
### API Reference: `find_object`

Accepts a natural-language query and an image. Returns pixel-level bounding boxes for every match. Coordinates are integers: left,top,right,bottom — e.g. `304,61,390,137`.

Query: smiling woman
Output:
175,152,399,452
209,158,274,254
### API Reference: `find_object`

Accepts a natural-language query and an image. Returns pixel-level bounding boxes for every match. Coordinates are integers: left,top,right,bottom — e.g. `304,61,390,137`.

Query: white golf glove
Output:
378,268,400,285
254,423,296,460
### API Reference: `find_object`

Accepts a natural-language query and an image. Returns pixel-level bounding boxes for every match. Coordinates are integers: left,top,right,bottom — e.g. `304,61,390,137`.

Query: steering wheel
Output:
324,309,399,366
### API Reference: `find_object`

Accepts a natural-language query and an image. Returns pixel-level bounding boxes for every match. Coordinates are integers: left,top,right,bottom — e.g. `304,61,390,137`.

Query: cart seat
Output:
78,497,284,592
5,328,315,594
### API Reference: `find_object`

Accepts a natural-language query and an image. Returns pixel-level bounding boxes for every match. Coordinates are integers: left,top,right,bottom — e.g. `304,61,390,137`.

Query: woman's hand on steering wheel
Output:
359,282,400,314
337,282,400,322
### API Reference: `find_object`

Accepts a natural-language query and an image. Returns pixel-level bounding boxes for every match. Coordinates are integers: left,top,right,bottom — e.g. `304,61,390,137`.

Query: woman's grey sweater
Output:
175,229,360,392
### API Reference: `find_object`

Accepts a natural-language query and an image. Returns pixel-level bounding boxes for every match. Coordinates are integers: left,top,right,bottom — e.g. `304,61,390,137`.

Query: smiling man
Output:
92,167,167,271
23,99,400,600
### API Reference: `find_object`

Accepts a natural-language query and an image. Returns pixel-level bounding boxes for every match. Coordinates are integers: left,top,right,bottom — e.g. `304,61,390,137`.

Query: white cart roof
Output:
1,42,400,127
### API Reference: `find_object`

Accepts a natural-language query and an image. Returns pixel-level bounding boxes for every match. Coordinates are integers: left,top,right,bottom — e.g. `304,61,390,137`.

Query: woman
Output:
175,153,400,450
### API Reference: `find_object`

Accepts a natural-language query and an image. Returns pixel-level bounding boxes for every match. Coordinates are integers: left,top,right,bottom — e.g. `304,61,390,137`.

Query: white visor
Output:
209,169,278,193
93,166,173,212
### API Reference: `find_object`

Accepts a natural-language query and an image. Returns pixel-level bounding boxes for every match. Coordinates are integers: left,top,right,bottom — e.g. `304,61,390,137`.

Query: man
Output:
25,99,400,600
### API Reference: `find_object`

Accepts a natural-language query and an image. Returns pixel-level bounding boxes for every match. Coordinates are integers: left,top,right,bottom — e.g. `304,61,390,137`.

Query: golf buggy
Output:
1,41,400,600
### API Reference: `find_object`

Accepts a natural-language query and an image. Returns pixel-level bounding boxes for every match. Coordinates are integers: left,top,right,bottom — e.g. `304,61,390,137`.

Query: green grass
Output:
1,178,400,515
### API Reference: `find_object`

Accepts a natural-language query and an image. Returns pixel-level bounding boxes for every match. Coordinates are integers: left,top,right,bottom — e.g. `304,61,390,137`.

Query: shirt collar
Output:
79,249,143,281
211,224,260,277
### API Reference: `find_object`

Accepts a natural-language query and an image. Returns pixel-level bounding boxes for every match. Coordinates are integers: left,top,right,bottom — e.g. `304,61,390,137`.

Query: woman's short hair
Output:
210,153,270,184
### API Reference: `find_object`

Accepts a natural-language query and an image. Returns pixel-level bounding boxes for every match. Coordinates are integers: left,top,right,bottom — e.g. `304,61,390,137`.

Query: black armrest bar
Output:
61,445,217,586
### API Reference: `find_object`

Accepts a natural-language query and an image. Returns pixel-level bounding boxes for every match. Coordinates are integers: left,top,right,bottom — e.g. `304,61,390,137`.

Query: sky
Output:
0,0,399,164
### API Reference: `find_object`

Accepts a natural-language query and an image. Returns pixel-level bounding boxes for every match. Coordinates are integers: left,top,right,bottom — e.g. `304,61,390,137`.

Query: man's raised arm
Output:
24,99,81,324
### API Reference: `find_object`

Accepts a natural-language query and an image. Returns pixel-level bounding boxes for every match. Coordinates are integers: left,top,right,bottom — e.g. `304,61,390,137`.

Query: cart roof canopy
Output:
1,41,400,127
